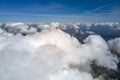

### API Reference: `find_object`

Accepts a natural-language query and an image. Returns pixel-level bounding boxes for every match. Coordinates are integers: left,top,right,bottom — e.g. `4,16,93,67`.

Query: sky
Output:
0,0,120,22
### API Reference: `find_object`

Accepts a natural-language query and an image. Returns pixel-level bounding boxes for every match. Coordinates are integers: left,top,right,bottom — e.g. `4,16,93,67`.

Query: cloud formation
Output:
0,22,119,80
108,38,120,54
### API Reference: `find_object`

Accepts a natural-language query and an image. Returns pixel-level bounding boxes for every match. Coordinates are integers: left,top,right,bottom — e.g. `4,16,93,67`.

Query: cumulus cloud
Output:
84,35,118,68
0,26,118,80
0,22,37,35
0,22,120,37
108,38,120,54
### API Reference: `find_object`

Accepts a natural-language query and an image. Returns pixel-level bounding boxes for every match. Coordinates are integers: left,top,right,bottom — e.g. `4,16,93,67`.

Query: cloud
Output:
25,2,64,11
91,5,112,12
108,38,120,54
0,23,119,80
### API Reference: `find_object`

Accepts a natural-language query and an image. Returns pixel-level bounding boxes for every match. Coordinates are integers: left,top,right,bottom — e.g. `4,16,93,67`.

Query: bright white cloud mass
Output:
0,22,120,80
108,38,120,54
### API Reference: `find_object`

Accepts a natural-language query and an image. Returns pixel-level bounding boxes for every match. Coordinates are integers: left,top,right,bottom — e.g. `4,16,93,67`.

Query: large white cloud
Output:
0,28,118,80
84,35,118,68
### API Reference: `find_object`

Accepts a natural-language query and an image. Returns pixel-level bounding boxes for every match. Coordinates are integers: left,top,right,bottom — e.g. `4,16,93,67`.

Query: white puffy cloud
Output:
0,28,3,34
50,22,61,29
4,22,29,32
108,38,120,54
0,28,118,80
49,69,100,80
0,22,38,35
84,35,118,68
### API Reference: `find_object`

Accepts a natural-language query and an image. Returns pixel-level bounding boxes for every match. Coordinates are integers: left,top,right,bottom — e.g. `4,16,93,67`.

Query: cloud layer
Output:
0,22,119,80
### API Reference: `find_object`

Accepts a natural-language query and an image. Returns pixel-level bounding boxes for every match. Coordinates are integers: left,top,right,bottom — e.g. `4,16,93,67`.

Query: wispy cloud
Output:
25,2,64,11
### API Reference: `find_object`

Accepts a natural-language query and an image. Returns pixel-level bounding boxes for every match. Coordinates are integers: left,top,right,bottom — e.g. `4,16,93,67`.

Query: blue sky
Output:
0,0,120,22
